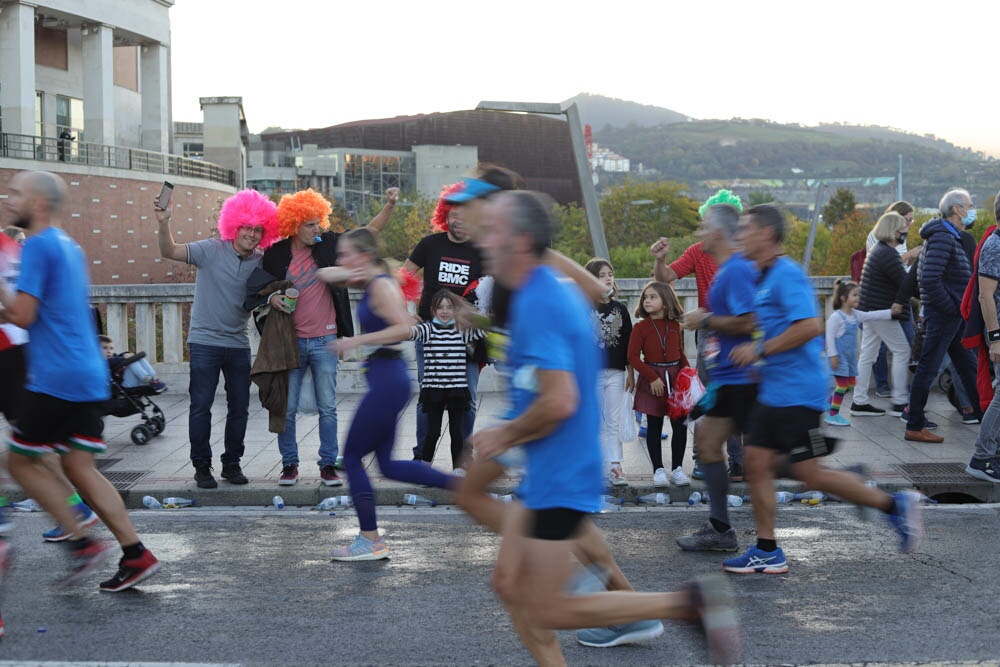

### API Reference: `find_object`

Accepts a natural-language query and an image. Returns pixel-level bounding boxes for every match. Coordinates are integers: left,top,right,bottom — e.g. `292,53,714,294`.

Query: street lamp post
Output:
475,100,610,259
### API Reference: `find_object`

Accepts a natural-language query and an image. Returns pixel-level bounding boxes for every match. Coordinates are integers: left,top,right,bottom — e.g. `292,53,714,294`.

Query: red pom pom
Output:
397,268,422,303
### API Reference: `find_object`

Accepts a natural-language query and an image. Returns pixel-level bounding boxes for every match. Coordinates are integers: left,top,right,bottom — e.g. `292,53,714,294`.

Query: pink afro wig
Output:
217,190,280,249
276,189,333,239
430,182,465,232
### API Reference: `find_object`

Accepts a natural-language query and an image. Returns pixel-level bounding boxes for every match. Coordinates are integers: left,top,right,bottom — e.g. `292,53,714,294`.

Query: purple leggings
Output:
344,357,455,531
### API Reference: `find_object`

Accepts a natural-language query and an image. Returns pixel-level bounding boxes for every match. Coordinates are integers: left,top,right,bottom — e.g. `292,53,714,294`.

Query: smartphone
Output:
155,181,174,210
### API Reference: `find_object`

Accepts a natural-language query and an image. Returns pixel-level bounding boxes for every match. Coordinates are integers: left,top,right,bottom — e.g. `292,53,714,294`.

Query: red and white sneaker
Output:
59,538,112,587
278,464,298,486
320,465,343,487
99,550,161,592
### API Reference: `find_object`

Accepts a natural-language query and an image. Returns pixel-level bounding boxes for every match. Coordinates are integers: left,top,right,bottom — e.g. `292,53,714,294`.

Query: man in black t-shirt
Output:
403,185,487,461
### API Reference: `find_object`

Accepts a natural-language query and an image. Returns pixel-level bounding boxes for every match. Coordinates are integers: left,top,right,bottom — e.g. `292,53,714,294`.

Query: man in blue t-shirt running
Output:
724,204,924,575
677,203,758,553
470,190,742,666
0,171,160,591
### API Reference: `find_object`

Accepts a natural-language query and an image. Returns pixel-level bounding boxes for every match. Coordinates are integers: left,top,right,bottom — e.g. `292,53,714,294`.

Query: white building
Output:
0,0,173,152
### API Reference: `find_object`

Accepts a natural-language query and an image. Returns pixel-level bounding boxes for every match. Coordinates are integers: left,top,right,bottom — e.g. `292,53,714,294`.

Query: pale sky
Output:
170,0,999,157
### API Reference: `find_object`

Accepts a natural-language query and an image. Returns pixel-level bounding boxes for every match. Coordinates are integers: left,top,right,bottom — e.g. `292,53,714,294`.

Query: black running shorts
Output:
530,508,587,541
9,391,106,456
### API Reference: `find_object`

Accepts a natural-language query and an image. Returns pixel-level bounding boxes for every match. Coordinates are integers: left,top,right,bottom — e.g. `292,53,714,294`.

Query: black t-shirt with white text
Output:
408,232,484,322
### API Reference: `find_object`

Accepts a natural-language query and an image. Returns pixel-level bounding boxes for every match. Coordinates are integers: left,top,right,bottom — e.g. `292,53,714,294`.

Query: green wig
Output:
699,189,743,219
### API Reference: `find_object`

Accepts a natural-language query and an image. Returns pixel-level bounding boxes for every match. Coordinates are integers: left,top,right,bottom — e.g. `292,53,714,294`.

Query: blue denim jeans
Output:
411,339,480,459
278,335,339,468
906,313,979,431
188,343,251,467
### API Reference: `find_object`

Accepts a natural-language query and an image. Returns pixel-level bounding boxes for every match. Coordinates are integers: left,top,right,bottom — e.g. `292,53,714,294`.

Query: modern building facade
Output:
260,110,582,206
246,133,477,215
0,0,173,151
0,0,240,284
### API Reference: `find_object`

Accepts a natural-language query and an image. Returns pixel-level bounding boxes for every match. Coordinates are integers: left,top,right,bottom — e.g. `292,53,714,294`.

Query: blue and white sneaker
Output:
722,545,788,574
887,490,924,553
824,413,850,427
0,505,12,536
577,620,665,647
331,533,389,561
569,564,665,648
43,502,99,543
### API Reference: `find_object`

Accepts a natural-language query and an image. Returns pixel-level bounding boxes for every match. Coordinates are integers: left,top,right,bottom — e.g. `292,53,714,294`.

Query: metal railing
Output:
90,277,840,369
0,132,236,186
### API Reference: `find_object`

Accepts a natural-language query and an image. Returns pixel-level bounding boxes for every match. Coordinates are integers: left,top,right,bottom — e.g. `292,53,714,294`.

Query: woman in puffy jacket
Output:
850,212,911,417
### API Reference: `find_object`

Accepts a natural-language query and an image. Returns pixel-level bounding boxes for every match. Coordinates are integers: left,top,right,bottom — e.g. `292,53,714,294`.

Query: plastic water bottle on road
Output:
726,495,744,507
272,496,284,510
317,496,353,511
687,491,705,505
775,491,796,503
637,493,671,506
599,495,623,513
403,494,436,507
162,497,195,508
142,496,163,509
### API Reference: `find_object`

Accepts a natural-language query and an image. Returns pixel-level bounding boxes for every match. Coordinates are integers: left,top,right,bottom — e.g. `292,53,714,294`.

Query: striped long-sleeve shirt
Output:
410,322,485,389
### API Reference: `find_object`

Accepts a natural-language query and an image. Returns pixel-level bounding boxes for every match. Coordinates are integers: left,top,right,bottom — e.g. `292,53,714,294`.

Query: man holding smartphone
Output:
156,188,280,488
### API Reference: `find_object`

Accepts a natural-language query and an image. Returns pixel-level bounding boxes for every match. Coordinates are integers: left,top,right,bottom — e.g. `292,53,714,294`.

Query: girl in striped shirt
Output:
411,290,484,472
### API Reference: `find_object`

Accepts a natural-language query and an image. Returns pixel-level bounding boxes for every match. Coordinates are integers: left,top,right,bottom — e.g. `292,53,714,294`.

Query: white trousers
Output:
599,368,626,463
855,319,911,405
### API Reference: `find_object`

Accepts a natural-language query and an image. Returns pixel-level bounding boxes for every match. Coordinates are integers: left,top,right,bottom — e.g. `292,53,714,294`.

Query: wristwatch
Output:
988,328,1000,343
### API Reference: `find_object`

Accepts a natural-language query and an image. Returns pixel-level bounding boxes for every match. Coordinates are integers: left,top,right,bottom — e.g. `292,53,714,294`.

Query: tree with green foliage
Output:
748,191,776,206
597,179,700,251
821,209,872,276
784,213,831,274
821,187,857,229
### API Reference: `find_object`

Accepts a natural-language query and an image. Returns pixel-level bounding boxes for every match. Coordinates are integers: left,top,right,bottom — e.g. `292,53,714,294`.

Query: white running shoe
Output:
670,466,691,487
608,462,629,487
653,467,669,487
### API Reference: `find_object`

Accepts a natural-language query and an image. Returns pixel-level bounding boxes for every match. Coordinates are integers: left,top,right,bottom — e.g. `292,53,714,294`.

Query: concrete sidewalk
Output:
6,366,996,508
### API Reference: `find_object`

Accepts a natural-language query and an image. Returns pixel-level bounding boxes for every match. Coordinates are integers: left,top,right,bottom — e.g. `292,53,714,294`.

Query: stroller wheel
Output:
151,415,166,435
130,425,152,446
938,368,953,393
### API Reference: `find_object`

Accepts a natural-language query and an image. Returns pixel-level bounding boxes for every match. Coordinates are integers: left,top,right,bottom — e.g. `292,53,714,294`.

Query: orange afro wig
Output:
276,188,333,239
217,190,280,249
430,182,465,232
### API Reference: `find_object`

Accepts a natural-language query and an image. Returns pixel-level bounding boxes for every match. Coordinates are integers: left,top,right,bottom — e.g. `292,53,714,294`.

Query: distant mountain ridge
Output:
562,93,690,130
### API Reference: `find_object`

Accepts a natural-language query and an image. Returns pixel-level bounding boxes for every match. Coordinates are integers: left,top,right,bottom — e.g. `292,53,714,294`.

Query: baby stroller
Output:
101,352,167,445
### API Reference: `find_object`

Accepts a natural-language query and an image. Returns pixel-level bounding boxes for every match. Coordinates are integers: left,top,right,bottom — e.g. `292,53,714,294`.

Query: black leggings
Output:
645,415,687,471
421,401,465,469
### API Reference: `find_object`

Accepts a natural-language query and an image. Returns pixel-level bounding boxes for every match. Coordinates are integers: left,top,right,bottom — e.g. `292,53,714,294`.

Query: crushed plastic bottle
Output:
403,494,436,507
272,495,285,510
142,496,163,510
775,491,796,503
637,492,671,506
726,494,744,507
687,491,705,505
162,497,195,508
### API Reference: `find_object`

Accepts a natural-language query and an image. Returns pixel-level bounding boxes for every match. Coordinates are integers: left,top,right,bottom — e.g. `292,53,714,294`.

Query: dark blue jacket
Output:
917,218,971,317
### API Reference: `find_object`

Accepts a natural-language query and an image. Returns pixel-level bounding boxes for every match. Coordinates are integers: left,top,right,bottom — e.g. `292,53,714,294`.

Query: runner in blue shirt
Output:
470,190,743,665
676,203,758,553
724,204,924,575
0,171,160,591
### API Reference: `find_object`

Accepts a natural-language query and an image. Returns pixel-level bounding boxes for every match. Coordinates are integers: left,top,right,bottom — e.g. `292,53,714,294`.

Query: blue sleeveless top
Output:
357,275,392,334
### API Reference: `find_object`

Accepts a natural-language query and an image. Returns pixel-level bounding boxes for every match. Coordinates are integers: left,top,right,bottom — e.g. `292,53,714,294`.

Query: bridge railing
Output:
91,276,839,373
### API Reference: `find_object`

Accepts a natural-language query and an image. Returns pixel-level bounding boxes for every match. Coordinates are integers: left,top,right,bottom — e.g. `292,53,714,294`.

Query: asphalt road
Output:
0,503,997,666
